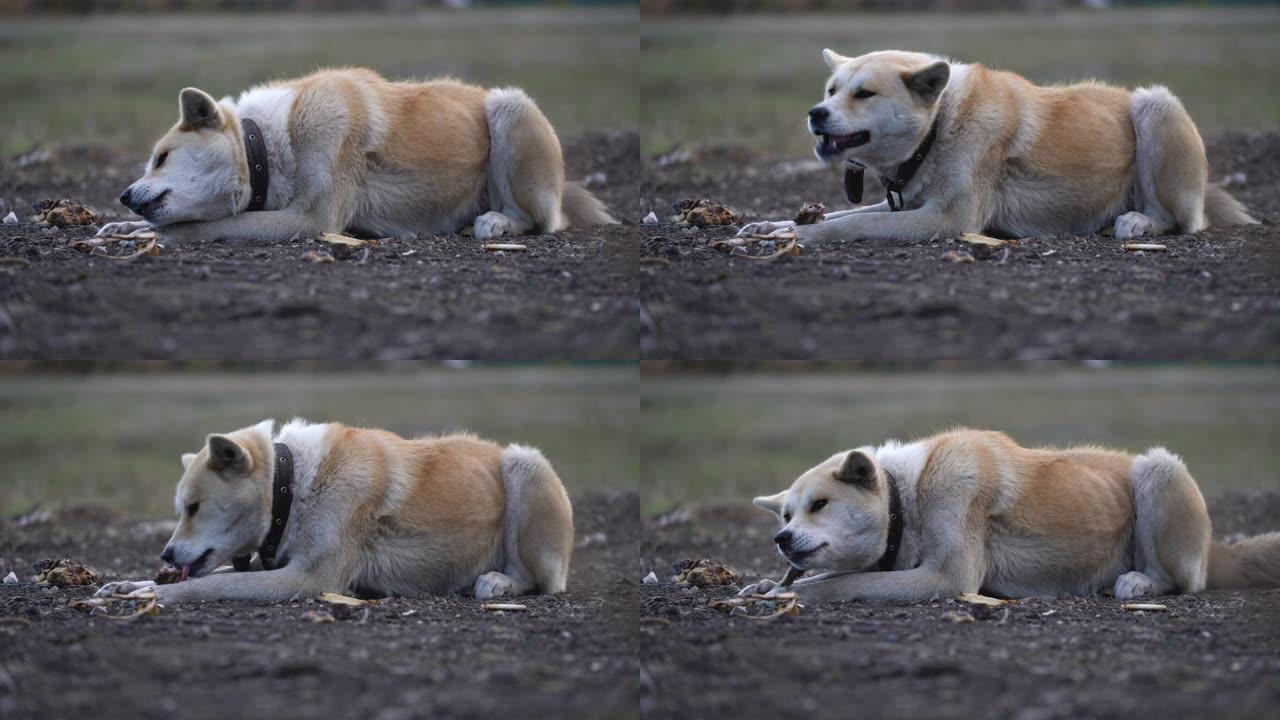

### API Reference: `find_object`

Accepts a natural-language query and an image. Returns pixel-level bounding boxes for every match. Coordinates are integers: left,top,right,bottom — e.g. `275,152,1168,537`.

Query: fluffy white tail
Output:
1205,184,1258,227
1207,532,1280,589
561,181,617,228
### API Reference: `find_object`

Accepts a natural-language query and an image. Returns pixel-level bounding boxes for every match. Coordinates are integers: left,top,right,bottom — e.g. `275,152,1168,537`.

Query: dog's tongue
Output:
180,564,191,582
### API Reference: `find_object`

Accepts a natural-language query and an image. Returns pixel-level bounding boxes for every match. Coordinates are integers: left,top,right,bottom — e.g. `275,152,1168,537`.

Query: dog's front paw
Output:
737,578,779,597
95,220,153,238
736,220,796,238
155,222,202,245
96,579,158,598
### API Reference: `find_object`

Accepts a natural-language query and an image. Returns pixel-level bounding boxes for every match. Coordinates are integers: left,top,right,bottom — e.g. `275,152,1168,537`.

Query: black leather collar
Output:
877,470,904,572
842,113,942,212
879,113,941,211
241,117,269,212
232,442,294,572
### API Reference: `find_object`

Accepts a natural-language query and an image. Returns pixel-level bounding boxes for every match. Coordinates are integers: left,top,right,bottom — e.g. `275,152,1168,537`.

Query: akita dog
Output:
97,419,574,604
742,429,1280,604
98,68,616,244
738,50,1257,243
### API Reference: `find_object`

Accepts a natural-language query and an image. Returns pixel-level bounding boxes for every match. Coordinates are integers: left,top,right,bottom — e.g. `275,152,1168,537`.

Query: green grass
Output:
639,366,1280,514
0,9,637,154
640,8,1280,156
0,366,638,517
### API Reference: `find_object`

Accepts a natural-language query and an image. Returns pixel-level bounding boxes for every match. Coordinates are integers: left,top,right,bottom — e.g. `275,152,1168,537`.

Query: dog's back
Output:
337,429,508,596
974,435,1136,596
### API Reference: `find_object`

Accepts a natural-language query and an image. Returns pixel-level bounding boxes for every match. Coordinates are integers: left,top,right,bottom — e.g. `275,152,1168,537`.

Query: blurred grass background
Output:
0,8,637,155
0,365,638,517
640,8,1280,156
639,365,1280,513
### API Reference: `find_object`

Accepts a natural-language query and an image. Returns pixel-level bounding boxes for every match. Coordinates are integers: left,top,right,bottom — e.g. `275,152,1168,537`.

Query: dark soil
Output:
640,131,1280,360
0,491,639,720
0,131,640,360
640,491,1280,719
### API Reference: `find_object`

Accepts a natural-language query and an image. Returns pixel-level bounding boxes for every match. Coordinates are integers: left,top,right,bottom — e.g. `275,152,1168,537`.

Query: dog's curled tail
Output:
561,181,618,228
1207,532,1280,590
1205,184,1258,228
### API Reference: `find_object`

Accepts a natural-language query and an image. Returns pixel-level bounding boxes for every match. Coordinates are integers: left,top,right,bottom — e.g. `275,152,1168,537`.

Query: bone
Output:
780,566,804,588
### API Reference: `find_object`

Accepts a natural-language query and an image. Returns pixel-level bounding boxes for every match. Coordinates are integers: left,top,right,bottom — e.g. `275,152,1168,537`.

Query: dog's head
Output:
807,49,950,168
161,420,274,579
753,449,890,572
119,88,249,227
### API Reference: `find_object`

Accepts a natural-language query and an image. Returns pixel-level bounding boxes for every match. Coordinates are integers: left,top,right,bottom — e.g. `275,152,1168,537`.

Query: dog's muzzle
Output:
120,187,170,220
167,547,214,582
782,542,828,568
776,530,828,567
815,131,871,160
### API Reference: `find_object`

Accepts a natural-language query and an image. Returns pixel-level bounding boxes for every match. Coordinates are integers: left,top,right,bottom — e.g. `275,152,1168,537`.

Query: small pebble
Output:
642,211,658,225
642,571,658,585
2,211,16,224
3,571,17,583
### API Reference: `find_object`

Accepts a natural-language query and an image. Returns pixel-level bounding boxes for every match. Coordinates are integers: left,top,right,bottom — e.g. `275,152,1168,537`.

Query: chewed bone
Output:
780,566,804,587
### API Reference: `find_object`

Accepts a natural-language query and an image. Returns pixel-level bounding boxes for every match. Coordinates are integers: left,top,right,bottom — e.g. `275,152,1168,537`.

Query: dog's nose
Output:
808,106,829,124
774,530,793,550
120,188,135,210
160,546,176,565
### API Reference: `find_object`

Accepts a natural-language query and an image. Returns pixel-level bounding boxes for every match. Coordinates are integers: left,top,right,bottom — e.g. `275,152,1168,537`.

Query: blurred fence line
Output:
0,0,634,13
640,0,1276,12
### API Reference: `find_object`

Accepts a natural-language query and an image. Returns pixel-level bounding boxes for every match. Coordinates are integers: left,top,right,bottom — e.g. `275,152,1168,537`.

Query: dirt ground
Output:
0,491,639,720
640,491,1280,719
640,132,1280,360
0,131,639,360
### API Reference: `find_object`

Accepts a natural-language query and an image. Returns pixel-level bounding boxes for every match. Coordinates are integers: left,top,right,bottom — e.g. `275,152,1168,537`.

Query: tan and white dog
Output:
98,68,616,244
97,419,574,604
739,50,1257,243
742,429,1280,604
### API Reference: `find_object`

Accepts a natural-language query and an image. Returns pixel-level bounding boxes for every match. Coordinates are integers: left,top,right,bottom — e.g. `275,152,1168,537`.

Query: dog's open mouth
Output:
816,131,871,157
786,542,828,567
173,548,213,582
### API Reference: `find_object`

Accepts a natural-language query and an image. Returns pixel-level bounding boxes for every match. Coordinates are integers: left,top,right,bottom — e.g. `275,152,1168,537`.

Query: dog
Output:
97,419,574,604
741,428,1280,604
738,50,1257,244
97,68,616,244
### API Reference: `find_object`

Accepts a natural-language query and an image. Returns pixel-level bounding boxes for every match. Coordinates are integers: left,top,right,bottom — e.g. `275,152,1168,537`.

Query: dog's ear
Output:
181,453,197,471
835,450,878,490
903,61,950,104
206,434,251,475
822,48,849,71
179,87,222,131
753,490,788,519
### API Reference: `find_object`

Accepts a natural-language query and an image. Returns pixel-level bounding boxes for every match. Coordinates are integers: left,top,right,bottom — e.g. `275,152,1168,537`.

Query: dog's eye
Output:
186,502,199,517
827,86,837,97
810,499,828,513
154,151,169,168
783,512,792,522
854,90,876,99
